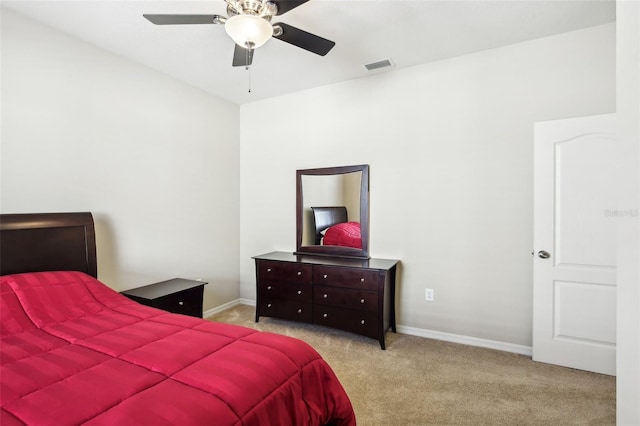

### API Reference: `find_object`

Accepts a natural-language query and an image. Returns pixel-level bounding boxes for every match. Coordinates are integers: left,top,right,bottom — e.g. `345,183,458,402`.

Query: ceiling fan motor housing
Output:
226,0,277,20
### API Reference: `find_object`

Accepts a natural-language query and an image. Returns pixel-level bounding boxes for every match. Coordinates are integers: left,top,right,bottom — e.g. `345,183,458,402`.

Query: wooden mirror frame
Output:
295,164,370,259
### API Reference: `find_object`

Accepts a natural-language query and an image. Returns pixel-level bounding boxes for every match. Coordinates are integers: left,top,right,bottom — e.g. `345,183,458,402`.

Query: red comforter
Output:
0,271,355,426
322,222,362,249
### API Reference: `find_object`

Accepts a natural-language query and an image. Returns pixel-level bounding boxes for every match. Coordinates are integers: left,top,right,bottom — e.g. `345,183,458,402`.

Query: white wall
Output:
616,1,640,422
0,9,241,310
240,23,616,347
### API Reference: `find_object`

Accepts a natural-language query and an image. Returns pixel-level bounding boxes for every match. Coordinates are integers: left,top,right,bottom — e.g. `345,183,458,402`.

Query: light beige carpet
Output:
209,305,615,425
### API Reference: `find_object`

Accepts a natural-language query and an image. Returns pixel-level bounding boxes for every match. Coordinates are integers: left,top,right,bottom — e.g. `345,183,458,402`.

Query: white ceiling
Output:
3,0,615,105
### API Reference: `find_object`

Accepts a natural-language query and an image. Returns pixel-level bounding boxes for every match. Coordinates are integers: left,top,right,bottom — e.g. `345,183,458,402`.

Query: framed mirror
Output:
295,164,369,259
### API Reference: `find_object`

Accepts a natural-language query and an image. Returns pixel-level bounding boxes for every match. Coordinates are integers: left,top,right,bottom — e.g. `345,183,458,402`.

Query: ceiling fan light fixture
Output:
225,15,273,49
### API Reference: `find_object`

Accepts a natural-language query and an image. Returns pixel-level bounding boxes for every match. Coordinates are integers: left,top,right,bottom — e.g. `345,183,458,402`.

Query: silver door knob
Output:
538,250,551,259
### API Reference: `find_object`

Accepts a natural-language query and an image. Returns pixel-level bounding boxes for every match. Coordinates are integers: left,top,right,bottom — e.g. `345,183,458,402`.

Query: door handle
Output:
537,250,551,259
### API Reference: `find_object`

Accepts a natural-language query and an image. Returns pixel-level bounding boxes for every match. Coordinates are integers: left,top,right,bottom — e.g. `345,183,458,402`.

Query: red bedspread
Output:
322,222,362,249
0,271,355,426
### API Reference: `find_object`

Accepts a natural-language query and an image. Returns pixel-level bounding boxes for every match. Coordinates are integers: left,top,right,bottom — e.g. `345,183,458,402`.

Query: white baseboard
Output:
203,298,255,319
396,324,532,356
239,298,256,307
204,299,532,357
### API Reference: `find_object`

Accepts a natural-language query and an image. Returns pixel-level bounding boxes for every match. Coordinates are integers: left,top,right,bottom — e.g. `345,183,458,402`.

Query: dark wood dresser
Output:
253,251,399,349
122,278,208,318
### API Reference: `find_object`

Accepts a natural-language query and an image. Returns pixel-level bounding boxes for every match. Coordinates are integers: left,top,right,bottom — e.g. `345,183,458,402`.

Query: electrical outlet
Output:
425,288,434,302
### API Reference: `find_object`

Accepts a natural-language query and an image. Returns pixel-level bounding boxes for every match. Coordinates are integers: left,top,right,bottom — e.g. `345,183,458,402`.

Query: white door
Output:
532,113,617,376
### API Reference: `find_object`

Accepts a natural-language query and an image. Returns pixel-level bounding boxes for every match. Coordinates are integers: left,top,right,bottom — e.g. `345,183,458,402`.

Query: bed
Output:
311,207,361,249
0,212,355,426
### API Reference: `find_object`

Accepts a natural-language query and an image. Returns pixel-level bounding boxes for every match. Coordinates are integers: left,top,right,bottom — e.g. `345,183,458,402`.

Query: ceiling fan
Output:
143,0,335,67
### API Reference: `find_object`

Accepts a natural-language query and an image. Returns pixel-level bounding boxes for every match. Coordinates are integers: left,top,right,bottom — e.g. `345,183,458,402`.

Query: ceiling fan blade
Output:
273,0,310,16
232,44,254,67
272,22,335,56
143,14,222,25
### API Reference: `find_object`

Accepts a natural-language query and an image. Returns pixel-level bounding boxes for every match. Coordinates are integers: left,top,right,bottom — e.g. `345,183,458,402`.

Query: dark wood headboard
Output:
311,206,348,245
0,212,97,277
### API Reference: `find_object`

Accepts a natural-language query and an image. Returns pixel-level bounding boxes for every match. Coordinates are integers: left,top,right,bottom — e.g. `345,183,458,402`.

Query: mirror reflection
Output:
301,172,362,247
296,164,369,259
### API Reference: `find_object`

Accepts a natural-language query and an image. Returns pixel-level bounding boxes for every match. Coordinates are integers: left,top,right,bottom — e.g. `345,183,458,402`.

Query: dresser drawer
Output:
259,281,312,303
258,300,312,322
258,260,312,284
313,285,378,311
151,286,203,317
313,305,378,339
313,266,381,291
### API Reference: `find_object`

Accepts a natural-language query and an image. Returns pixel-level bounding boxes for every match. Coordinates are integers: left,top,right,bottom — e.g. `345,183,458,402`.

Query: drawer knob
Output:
360,298,365,304
267,285,272,290
267,268,272,272
178,301,184,306
323,313,328,318
297,271,302,276
297,309,302,314
361,319,366,325
267,303,272,308
297,290,302,295
323,274,328,279
323,294,328,298
361,278,365,282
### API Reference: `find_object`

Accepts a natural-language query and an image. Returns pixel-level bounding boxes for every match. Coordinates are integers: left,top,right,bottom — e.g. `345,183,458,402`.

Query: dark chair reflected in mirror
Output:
295,165,369,259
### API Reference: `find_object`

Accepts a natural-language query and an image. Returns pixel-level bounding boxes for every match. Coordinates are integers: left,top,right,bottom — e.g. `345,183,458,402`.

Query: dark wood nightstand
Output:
122,278,208,318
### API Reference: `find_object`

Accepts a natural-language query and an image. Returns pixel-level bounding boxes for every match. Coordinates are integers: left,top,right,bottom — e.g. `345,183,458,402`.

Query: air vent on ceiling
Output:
364,58,395,71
